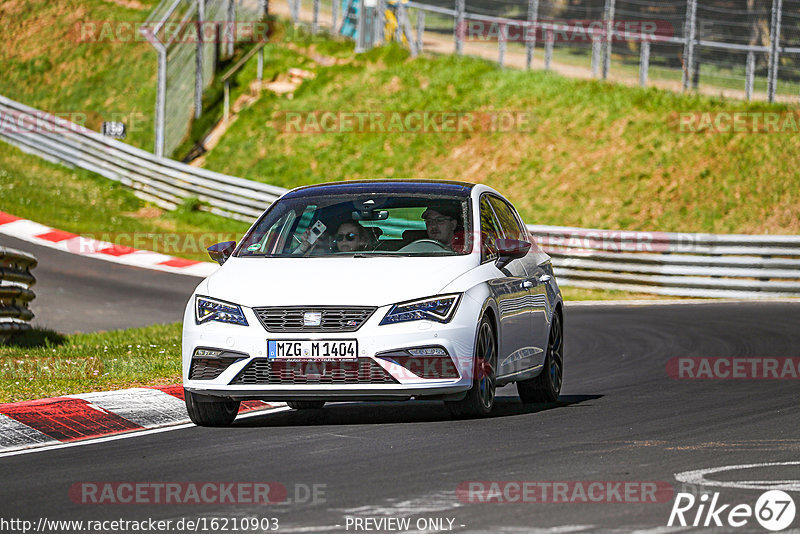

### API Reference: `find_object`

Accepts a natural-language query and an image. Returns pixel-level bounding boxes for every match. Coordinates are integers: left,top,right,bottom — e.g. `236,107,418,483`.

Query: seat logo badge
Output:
304,312,322,327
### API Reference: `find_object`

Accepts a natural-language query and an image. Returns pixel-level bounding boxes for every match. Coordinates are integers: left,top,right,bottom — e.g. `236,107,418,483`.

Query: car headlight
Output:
195,296,249,326
380,294,461,325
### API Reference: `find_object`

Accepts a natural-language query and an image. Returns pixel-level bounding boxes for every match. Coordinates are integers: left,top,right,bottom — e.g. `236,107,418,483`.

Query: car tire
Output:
287,401,325,410
446,315,497,418
518,311,563,403
185,389,240,427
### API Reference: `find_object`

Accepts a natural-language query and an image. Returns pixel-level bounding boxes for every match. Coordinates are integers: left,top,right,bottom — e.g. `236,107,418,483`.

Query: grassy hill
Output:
199,39,800,235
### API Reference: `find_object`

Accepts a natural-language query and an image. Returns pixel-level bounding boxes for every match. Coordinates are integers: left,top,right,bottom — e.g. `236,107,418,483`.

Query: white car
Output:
182,180,563,425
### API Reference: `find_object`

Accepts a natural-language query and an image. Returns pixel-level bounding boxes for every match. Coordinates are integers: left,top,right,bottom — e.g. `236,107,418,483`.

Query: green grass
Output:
0,144,250,262
0,0,161,152
0,324,182,403
197,37,800,235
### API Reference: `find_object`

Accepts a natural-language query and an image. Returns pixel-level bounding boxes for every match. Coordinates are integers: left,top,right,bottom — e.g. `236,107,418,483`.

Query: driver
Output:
422,205,462,250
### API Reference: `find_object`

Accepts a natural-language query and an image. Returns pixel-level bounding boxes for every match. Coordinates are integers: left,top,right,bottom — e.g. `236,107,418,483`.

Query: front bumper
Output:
182,298,480,402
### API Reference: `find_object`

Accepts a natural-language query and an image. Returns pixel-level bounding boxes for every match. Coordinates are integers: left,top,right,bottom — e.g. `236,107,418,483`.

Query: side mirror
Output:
208,241,236,265
495,238,531,270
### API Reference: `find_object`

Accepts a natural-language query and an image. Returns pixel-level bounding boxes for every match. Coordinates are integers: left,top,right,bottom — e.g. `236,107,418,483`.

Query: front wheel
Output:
185,389,240,427
518,311,563,403
287,401,325,410
446,316,497,418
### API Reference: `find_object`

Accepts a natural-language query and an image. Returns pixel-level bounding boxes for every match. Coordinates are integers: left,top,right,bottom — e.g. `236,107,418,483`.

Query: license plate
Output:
267,340,358,361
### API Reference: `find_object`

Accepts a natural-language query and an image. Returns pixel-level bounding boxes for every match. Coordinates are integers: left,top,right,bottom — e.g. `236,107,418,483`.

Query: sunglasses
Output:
424,216,453,225
334,232,359,242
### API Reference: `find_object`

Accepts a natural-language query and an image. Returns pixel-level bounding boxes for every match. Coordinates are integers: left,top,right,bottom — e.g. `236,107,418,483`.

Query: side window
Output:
488,196,527,242
480,197,502,262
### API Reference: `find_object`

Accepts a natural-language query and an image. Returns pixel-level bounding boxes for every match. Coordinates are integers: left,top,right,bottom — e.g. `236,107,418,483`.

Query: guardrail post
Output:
682,0,697,90
767,0,782,102
257,47,264,83
591,34,601,77
639,40,650,87
745,51,755,100
416,9,425,53
454,0,465,55
544,28,553,70
313,0,320,33
525,0,538,69
602,0,615,79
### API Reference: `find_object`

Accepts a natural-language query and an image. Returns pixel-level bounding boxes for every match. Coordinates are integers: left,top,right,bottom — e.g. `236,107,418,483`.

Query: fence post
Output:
745,51,755,100
682,0,697,90
313,0,320,33
498,22,507,67
194,0,205,120
602,0,615,79
767,0,782,102
155,45,167,157
376,0,385,45
525,0,539,69
227,0,235,58
639,40,650,87
332,0,338,32
591,34,601,77
355,0,366,52
224,79,230,122
544,28,553,70
455,0,465,55
416,9,425,53
257,46,264,83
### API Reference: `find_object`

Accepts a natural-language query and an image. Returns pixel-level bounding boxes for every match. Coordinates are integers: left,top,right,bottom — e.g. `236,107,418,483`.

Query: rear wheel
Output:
518,311,563,403
287,401,325,410
446,316,497,418
185,390,240,427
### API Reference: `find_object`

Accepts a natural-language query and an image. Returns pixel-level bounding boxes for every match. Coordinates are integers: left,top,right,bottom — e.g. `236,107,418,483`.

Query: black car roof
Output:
285,180,474,199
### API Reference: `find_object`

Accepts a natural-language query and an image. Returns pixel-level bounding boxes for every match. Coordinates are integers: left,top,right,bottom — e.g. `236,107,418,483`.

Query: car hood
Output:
204,255,478,308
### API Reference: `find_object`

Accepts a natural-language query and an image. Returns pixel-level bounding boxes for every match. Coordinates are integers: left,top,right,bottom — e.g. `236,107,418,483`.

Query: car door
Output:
480,195,531,377
487,195,549,374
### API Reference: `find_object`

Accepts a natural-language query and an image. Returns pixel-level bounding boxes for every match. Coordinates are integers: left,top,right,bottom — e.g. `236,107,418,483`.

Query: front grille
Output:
229,358,398,385
189,357,243,380
253,306,377,332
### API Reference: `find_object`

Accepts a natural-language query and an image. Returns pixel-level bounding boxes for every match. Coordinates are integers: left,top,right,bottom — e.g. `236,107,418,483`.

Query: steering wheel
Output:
398,239,450,253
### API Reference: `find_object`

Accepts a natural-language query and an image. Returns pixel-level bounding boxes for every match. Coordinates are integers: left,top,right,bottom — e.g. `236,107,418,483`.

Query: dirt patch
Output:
100,0,146,9
122,206,164,219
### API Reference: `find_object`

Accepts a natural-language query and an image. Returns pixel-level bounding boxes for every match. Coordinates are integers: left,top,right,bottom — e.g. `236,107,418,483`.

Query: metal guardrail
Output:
0,95,287,223
0,247,37,341
528,225,800,298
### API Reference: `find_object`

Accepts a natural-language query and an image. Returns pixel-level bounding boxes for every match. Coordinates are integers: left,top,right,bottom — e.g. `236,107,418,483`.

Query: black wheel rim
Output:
476,321,496,409
548,313,563,393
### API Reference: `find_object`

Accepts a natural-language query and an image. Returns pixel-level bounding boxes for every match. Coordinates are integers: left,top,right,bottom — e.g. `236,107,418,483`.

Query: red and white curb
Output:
0,385,285,453
0,211,218,278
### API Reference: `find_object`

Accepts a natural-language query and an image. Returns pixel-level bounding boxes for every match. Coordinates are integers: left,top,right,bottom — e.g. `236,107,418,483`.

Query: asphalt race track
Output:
2,278,799,532
0,234,200,333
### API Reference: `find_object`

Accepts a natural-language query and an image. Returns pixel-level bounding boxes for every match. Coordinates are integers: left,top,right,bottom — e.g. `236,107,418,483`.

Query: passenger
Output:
334,222,373,252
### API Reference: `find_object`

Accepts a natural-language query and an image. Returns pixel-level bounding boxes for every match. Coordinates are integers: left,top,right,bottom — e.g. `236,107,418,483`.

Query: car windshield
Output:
236,192,473,257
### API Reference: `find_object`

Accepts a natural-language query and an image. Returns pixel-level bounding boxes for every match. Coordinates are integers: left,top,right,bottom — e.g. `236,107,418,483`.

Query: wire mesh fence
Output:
143,0,266,157
293,0,800,104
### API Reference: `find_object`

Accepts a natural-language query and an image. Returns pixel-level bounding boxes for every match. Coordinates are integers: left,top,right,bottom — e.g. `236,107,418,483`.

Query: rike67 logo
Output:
668,490,796,531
